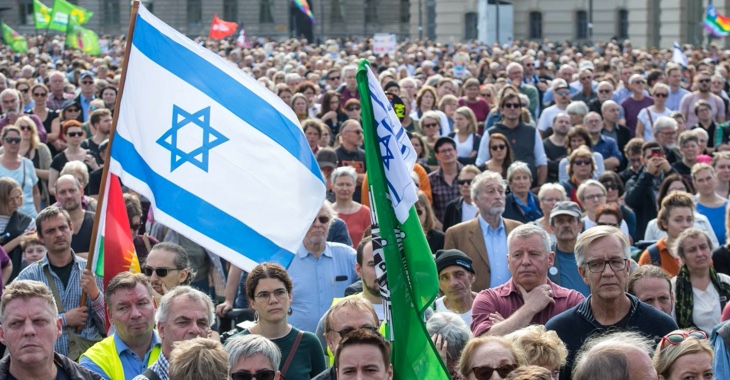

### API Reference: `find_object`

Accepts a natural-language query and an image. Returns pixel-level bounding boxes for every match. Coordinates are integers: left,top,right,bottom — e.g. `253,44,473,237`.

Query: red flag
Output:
209,14,238,40
236,27,250,49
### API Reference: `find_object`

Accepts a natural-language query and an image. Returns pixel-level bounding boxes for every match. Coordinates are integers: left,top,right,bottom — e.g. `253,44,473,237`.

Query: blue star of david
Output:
378,132,395,170
157,105,229,172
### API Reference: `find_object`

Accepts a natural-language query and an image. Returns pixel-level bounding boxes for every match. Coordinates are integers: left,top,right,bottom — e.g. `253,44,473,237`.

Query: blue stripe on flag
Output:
131,13,321,181
111,133,296,268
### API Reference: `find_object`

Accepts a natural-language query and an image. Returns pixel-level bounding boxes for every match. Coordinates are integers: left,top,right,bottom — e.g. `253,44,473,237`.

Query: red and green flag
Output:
1,23,28,53
66,17,100,56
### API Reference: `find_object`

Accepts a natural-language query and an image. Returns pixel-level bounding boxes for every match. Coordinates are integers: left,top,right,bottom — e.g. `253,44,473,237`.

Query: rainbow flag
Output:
293,0,314,22
705,4,730,37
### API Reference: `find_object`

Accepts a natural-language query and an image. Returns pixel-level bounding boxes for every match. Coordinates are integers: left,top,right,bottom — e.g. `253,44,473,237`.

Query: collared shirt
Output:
666,86,690,111
288,242,358,333
428,163,464,223
592,134,622,161
571,89,598,104
81,332,162,380
478,214,510,288
16,254,105,356
475,126,547,168
132,353,169,380
470,278,584,337
79,94,95,122
46,92,72,111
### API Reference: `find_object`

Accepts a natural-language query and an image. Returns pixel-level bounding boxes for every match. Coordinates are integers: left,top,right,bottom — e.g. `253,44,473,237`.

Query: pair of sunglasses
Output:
231,369,276,380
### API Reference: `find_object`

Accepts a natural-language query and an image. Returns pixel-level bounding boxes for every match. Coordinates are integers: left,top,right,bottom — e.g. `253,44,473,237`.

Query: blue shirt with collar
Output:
288,242,358,333
79,93,95,122
478,214,511,288
666,87,690,111
80,331,161,380
592,135,622,162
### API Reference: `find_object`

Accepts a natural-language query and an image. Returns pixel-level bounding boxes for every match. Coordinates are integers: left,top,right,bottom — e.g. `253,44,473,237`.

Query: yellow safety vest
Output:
80,335,161,380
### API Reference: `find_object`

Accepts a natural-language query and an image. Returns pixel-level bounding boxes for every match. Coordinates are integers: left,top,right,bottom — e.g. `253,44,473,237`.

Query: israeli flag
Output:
111,4,325,271
673,42,688,67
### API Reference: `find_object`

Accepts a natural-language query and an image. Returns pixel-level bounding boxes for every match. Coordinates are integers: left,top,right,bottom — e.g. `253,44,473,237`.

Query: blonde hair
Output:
653,329,713,378
458,336,526,379
507,325,568,370
14,116,39,149
454,106,478,134
168,337,229,380
416,191,436,231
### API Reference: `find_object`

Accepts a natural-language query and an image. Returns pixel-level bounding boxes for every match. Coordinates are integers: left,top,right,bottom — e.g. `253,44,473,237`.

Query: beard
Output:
487,207,505,216
364,281,380,298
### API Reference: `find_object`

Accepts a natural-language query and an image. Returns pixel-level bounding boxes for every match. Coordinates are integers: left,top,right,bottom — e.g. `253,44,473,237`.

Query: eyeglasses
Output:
32,92,47,97
659,331,708,350
572,159,592,166
490,144,507,151
18,125,31,131
142,266,181,277
313,215,331,224
346,107,360,112
328,76,340,81
556,90,570,96
81,80,94,85
471,364,518,379
654,93,668,98
437,148,455,154
66,108,81,112
503,102,521,109
582,193,606,202
4,137,20,144
331,325,378,336
254,288,288,302
66,131,84,137
584,258,627,273
422,122,439,128
602,183,619,190
633,80,646,85
231,369,277,380
598,89,612,93
457,178,473,186
347,129,363,135
17,88,28,93
597,222,621,228
698,79,711,83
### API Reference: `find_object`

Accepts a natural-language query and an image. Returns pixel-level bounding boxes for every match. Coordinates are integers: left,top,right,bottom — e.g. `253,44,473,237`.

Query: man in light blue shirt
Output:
75,71,96,123
666,64,690,111
287,202,358,333
713,321,730,379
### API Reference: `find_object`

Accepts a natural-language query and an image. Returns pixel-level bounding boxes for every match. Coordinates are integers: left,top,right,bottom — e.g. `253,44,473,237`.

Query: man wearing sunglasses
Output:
546,226,678,380
72,71,96,123
132,286,214,380
142,242,192,305
0,89,46,142
679,70,726,128
536,79,571,136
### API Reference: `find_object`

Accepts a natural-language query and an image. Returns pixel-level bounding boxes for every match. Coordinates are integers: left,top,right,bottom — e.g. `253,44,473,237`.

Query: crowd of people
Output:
4,33,730,379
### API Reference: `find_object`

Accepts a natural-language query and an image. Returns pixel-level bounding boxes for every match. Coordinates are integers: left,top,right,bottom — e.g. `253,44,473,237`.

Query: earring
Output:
288,307,293,316
254,310,259,322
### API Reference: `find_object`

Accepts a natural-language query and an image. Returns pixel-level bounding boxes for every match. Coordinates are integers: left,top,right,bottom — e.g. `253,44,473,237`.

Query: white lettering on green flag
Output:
48,0,93,32
33,0,51,29
357,59,450,380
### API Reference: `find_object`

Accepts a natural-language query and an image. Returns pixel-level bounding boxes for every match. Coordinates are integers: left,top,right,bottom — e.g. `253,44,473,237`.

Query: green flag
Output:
48,0,93,32
33,0,52,29
356,59,451,380
66,17,100,55
1,23,28,53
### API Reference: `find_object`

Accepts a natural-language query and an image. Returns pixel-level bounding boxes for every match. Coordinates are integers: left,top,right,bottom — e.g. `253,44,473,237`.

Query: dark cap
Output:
79,70,94,80
550,201,582,224
434,136,455,153
434,249,475,274
383,80,400,93
316,148,337,169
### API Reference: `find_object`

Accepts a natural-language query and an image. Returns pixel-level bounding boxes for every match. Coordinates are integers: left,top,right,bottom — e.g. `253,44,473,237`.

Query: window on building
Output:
187,0,202,24
576,10,588,40
18,0,32,25
365,0,378,23
400,0,410,23
529,11,542,40
426,0,436,40
223,0,238,22
260,0,274,23
618,9,629,39
465,12,477,40
104,0,120,25
331,0,345,22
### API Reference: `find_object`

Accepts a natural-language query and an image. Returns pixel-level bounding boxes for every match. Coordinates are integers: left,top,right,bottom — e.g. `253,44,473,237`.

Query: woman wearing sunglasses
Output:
457,336,525,380
636,83,672,142
232,262,325,380
673,228,730,334
27,84,58,144
226,334,282,380
560,146,597,205
9,116,51,207
481,133,513,178
653,330,713,380
48,100,84,157
558,128,604,184
48,120,98,197
0,126,39,219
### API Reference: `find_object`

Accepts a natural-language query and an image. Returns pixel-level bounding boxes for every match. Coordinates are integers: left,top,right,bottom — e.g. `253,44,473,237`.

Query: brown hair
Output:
334,328,391,373
627,265,671,295
104,272,153,309
168,337,229,380
657,192,695,232
0,280,57,323
488,133,514,175
245,262,293,302
595,203,623,224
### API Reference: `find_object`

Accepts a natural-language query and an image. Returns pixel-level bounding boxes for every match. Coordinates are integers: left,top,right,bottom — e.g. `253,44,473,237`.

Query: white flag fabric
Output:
364,67,418,223
673,42,688,67
111,4,325,271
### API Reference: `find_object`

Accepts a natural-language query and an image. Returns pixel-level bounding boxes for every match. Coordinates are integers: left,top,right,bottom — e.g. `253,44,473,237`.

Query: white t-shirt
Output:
434,296,471,325
636,107,672,141
461,202,478,223
455,134,474,159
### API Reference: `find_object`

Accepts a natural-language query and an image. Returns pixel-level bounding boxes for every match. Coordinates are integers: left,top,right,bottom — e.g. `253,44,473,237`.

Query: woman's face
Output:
329,96,340,111
667,180,687,194
715,158,730,182
18,121,33,141
582,185,606,215
539,190,563,217
304,127,320,148
415,202,427,228
694,169,717,195
712,78,726,94
279,91,292,106
64,105,82,121
444,102,458,117
568,113,583,126
65,127,84,147
490,139,507,160
601,181,620,203
6,188,22,214
653,88,668,104
439,83,455,97
680,235,712,272
596,214,620,228
465,342,517,380
293,98,308,115
345,104,361,121
421,117,440,138
420,91,435,110
664,207,694,239
251,278,291,323
664,351,713,380
16,85,30,101
571,155,593,178
569,137,587,151
334,175,356,201
465,85,479,99
410,137,423,156
320,130,331,147
454,113,468,130
509,171,531,196
102,89,116,105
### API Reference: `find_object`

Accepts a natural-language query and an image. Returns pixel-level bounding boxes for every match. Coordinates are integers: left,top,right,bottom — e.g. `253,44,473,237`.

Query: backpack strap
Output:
141,367,161,380
280,330,304,379
648,243,662,266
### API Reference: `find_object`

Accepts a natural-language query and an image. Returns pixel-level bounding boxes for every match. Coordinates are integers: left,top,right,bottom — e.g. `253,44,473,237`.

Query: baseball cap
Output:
316,148,337,169
79,71,94,80
550,201,582,224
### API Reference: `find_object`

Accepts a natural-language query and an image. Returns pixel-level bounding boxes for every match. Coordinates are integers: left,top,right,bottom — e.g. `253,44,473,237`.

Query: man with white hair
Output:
47,71,73,111
653,116,683,164
0,89,46,141
572,331,657,380
600,100,632,154
620,74,654,137
470,224,584,337
506,62,539,119
339,65,359,103
543,65,578,105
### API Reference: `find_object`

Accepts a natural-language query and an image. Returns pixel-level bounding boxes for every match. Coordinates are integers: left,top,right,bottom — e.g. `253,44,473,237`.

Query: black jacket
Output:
443,196,464,232
502,193,542,224
0,352,102,379
625,166,678,240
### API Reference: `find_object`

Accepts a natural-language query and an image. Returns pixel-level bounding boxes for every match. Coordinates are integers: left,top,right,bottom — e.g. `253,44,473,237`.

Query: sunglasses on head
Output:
231,369,277,380
490,144,506,151
141,266,181,278
67,131,84,137
471,364,518,379
659,331,707,350
4,137,20,144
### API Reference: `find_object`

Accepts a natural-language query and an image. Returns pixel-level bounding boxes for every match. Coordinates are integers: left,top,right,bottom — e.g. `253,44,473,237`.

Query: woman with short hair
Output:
530,184,567,244
458,336,525,380
636,83,672,142
503,162,542,223
331,166,370,248
578,180,631,237
506,325,568,380
226,334,282,380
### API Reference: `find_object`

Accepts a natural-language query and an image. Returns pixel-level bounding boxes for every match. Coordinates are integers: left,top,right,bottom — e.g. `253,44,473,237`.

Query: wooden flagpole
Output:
77,0,141,333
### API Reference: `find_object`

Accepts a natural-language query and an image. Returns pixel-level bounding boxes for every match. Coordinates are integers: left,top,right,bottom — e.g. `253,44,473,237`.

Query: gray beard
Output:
487,207,505,216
